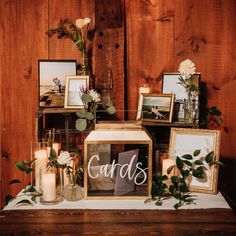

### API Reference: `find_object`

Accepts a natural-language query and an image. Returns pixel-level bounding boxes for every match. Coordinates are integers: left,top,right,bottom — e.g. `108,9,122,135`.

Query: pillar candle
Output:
35,149,48,191
139,86,150,94
42,173,56,201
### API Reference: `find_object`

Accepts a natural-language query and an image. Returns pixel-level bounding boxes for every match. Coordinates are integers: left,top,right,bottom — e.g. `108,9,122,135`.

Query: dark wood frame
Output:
38,60,77,108
137,93,175,123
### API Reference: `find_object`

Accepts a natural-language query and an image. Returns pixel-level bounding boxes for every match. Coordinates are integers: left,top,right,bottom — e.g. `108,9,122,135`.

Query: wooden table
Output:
1,208,236,235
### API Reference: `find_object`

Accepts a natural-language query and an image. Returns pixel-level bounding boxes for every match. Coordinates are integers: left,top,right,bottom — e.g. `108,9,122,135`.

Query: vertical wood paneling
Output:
125,0,174,118
48,0,95,62
93,0,125,118
0,0,48,205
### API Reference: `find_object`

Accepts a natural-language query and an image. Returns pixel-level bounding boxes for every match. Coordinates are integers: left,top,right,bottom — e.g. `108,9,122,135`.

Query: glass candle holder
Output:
32,140,50,192
40,167,64,205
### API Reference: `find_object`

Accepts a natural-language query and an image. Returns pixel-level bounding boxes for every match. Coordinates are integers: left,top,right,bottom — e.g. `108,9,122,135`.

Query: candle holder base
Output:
40,196,64,205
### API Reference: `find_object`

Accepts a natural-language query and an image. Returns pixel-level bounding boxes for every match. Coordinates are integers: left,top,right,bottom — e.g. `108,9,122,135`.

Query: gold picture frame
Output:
137,93,175,123
168,128,221,194
64,75,89,108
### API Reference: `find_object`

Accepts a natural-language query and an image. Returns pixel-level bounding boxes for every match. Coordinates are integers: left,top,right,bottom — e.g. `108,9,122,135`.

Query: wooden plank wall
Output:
125,0,236,203
1,0,236,206
0,0,49,205
0,0,125,206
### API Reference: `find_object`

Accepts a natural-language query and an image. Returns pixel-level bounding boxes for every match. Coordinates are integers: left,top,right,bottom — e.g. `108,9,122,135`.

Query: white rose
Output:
89,89,101,102
76,19,85,29
178,59,196,78
57,151,72,165
76,18,91,29
83,17,91,25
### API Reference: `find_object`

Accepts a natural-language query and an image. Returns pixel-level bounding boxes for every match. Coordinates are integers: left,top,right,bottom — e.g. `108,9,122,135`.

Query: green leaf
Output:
81,93,92,102
195,160,204,165
107,105,116,115
144,197,157,204
31,196,37,203
155,200,163,206
183,160,192,166
161,175,168,181
180,169,190,179
181,154,193,160
9,179,21,185
76,118,87,131
25,167,33,174
15,161,26,171
24,185,36,193
176,156,184,170
169,185,174,193
76,108,87,118
205,151,214,163
85,111,94,120
192,167,206,179
211,160,224,166
179,183,188,193
28,158,37,167
151,181,158,197
5,194,14,205
167,165,175,175
193,149,201,157
208,106,222,116
14,199,32,206
171,176,179,184
50,148,57,159
174,202,181,210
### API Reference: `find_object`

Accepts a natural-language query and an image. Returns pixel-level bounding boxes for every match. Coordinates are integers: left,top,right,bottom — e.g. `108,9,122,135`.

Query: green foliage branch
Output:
145,149,223,209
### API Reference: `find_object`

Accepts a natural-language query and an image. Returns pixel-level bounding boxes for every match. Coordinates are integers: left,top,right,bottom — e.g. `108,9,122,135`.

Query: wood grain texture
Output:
0,209,236,235
125,0,175,118
125,0,236,202
93,0,125,119
0,0,49,206
48,0,95,61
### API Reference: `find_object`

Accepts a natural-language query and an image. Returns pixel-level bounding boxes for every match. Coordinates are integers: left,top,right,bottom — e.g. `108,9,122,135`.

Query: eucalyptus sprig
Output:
76,89,115,131
146,149,223,209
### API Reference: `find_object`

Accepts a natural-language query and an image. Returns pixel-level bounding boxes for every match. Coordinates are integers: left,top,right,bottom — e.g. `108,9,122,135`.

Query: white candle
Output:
47,147,51,157
42,173,56,201
162,159,175,185
35,149,48,191
139,86,150,94
52,142,61,156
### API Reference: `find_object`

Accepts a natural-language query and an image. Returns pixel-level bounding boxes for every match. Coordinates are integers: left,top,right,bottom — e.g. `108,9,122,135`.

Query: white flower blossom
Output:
76,17,91,29
178,59,196,78
57,151,72,165
89,89,101,102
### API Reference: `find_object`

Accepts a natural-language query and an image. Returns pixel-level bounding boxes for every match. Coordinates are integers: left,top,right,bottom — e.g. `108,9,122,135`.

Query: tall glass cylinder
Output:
32,141,50,192
40,167,64,204
184,90,194,123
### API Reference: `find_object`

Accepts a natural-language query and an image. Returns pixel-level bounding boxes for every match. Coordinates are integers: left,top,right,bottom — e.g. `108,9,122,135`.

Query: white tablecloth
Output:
3,191,230,211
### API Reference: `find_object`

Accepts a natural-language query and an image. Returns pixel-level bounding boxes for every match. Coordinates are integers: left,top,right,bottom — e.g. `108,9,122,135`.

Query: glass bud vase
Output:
63,183,83,201
184,90,194,123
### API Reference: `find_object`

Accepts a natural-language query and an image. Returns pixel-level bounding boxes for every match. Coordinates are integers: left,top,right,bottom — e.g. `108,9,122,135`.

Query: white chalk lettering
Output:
88,154,148,185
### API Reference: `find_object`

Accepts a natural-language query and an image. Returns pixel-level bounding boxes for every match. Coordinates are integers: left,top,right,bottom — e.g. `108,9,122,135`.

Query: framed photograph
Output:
64,75,89,108
137,94,175,123
169,128,221,194
38,60,77,108
162,73,200,122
